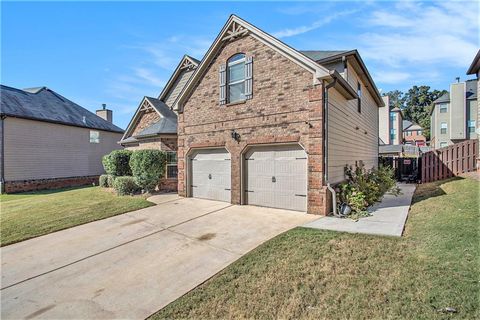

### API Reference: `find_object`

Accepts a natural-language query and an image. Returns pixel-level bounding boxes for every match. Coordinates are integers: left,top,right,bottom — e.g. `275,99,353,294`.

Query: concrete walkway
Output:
303,183,416,237
1,195,316,320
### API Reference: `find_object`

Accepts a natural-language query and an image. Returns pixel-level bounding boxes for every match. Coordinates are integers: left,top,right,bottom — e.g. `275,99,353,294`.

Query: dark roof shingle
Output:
0,85,123,133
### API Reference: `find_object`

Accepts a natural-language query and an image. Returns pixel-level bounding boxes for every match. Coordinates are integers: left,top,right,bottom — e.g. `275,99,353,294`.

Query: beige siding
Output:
164,69,195,109
4,117,123,181
378,96,390,144
327,67,379,184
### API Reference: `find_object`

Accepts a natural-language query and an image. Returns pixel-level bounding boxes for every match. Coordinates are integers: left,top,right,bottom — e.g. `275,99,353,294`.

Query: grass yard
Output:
152,177,479,319
0,186,154,246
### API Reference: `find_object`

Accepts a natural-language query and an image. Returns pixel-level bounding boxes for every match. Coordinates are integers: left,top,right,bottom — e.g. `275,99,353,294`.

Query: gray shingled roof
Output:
300,50,350,61
466,79,477,100
379,144,403,154
131,97,177,138
434,92,450,103
402,120,413,130
0,85,123,133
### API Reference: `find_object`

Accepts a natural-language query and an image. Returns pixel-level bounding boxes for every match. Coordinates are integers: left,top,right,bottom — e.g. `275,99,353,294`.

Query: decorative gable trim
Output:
175,15,331,112
121,97,163,141
158,55,199,102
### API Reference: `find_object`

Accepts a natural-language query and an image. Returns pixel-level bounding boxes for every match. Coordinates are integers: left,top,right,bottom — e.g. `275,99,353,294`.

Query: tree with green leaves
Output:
383,86,447,141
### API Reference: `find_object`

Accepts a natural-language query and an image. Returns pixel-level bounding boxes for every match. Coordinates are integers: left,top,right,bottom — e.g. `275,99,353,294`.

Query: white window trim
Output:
89,130,100,144
227,55,246,103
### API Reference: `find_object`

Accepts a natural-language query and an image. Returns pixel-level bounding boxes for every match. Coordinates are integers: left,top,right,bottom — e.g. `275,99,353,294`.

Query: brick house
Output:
172,15,384,215
119,55,199,192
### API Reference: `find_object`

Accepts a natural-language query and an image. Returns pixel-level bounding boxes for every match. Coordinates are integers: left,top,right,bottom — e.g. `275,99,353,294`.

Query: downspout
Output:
323,79,337,216
0,115,5,194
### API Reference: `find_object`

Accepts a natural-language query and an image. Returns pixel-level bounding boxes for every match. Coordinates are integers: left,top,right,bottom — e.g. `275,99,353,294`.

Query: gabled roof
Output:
120,96,177,143
300,50,350,61
467,49,480,75
158,54,200,102
466,79,477,100
0,85,123,133
305,49,384,106
434,92,450,104
402,120,413,130
175,15,333,111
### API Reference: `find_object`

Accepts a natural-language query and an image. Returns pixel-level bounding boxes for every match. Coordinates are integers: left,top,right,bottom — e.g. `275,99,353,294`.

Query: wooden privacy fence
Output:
421,139,478,183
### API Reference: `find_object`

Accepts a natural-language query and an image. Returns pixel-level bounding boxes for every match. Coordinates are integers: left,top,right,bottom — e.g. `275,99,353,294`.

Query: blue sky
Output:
2,1,479,129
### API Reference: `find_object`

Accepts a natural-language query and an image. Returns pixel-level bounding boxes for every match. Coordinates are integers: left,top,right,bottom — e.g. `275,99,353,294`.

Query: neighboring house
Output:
172,15,384,215
402,120,426,147
430,78,478,149
119,55,199,192
0,85,123,193
466,49,480,168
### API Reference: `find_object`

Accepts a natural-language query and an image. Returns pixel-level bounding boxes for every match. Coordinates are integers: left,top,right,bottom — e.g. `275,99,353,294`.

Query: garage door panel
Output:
191,149,231,203
245,145,307,212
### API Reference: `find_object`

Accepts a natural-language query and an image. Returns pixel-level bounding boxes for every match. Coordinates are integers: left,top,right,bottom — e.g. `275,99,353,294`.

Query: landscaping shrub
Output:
102,150,132,176
107,174,116,188
338,163,399,218
99,174,109,188
129,149,166,192
112,176,139,196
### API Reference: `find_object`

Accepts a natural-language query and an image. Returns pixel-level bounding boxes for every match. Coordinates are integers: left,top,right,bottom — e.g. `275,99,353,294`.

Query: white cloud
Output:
372,70,411,84
133,67,166,87
362,1,479,68
272,10,357,38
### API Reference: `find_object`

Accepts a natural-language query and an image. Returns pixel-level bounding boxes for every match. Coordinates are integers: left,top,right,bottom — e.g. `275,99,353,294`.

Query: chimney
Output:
96,103,113,123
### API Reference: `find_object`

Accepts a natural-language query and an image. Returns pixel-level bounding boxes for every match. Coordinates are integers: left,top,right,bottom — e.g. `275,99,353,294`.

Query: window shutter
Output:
219,64,226,105
245,56,253,99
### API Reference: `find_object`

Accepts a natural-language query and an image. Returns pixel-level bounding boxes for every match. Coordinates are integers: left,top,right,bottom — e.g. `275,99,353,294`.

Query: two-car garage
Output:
188,144,307,212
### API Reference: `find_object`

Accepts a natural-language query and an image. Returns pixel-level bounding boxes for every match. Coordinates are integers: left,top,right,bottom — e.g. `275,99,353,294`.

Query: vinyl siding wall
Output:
327,63,379,184
3,117,122,181
164,69,195,109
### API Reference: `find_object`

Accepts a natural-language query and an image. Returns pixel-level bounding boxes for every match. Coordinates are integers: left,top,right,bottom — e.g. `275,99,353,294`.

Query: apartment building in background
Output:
430,78,478,149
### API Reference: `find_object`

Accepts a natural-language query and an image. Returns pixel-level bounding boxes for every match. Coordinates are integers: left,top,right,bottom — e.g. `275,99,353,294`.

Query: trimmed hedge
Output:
102,150,133,176
99,174,109,188
113,176,139,196
107,174,116,188
129,149,166,192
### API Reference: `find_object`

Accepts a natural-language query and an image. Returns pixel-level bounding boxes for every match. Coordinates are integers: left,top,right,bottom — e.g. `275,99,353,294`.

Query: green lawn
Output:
0,186,154,246
152,177,479,319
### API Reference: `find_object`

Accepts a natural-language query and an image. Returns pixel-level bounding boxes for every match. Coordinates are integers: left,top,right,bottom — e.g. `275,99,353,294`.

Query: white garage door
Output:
191,148,231,202
245,144,307,212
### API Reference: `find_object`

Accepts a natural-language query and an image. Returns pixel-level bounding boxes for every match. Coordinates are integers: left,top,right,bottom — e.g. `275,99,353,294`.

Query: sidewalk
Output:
303,183,416,237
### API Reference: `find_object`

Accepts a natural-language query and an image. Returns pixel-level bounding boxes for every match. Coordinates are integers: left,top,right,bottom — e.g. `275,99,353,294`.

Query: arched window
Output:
227,53,246,103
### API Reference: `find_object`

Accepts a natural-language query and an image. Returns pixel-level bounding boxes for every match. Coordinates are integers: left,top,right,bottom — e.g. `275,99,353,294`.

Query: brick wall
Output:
3,176,99,193
131,110,161,136
178,35,329,215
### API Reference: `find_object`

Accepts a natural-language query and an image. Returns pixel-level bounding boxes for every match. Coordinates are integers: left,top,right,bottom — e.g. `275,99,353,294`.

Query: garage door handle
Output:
295,194,306,197
191,185,197,188
272,176,276,183
245,190,254,193
225,188,231,191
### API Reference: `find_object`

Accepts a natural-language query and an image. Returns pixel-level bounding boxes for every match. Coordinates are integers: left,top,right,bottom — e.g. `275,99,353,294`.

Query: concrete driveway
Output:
1,195,316,319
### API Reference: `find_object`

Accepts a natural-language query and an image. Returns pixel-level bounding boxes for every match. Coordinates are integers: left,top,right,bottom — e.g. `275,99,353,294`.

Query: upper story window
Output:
440,122,447,134
390,112,396,121
90,130,100,143
468,120,476,133
417,130,422,135
390,128,396,141
227,53,246,103
439,103,448,113
440,142,448,148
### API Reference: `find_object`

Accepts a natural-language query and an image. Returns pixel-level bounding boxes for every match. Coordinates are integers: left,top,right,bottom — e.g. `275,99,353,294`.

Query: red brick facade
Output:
178,35,329,215
4,176,99,193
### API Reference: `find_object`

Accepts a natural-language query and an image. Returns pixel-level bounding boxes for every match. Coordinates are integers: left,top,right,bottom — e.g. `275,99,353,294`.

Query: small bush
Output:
107,174,116,188
129,149,166,192
113,176,139,196
338,163,399,218
102,150,133,176
99,174,109,188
